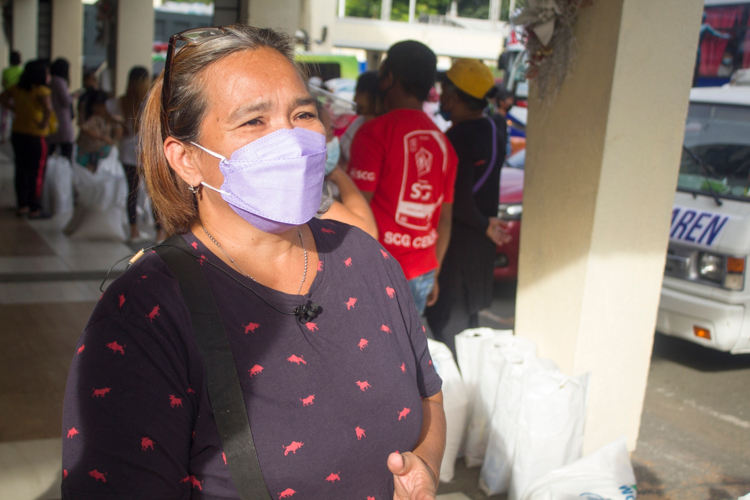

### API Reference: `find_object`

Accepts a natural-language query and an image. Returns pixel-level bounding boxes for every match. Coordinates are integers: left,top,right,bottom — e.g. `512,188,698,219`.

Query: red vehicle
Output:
494,149,524,281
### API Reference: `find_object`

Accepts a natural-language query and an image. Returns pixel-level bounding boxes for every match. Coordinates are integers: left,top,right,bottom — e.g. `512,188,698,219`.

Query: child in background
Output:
76,90,121,171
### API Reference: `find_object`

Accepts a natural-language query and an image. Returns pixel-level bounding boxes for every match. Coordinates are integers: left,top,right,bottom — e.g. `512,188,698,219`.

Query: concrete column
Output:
408,0,416,23
115,0,154,96
338,0,346,18
13,0,38,61
489,0,500,22
51,0,83,91
380,0,392,21
365,50,382,71
514,0,703,454
248,0,301,33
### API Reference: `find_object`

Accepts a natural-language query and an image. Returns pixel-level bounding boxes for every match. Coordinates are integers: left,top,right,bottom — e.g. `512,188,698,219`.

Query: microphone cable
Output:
99,243,320,323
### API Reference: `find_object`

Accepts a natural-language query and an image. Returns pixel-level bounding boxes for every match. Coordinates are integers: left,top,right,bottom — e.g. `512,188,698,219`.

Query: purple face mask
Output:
193,127,327,234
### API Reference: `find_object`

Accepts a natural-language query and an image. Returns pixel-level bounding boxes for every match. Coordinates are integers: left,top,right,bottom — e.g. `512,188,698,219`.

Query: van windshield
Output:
678,102,750,202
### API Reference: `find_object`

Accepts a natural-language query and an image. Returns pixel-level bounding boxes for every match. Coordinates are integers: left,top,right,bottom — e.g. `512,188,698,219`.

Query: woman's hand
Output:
388,451,438,500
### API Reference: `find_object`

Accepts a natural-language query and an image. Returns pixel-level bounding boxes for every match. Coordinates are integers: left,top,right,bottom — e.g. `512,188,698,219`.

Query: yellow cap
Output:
445,58,495,99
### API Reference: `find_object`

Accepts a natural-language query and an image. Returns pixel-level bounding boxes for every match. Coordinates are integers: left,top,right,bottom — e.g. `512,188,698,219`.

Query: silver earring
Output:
188,184,198,194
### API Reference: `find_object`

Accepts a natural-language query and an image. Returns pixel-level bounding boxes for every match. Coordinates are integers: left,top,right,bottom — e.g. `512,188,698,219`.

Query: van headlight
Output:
696,252,745,290
499,204,522,221
698,252,724,283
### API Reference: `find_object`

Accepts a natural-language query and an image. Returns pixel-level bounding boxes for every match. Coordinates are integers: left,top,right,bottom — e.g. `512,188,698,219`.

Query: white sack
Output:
479,354,551,495
508,366,590,500
41,154,74,215
465,335,537,468
64,147,128,240
519,436,636,500
427,339,468,483
455,328,512,421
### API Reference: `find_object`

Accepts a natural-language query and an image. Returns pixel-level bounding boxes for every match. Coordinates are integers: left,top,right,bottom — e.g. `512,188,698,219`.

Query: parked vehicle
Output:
494,149,524,281
656,83,750,353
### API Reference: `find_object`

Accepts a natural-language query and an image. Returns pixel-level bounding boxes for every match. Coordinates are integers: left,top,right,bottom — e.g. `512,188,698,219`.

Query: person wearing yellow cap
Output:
425,58,512,357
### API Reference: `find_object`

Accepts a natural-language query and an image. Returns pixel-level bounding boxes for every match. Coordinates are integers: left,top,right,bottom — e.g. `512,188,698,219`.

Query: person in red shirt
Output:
349,41,458,315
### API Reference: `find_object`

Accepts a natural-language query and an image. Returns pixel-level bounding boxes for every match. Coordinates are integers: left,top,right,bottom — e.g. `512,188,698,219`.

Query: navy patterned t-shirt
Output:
61,218,442,499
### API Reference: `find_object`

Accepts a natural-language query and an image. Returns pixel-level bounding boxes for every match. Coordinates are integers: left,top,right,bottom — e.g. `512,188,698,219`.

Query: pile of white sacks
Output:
427,328,638,500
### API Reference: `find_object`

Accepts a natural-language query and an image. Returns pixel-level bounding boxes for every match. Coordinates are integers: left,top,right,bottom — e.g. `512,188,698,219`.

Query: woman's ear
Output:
164,137,203,187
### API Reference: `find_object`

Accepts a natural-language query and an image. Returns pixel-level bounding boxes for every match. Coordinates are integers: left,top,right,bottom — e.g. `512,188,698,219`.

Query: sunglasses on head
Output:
161,26,228,135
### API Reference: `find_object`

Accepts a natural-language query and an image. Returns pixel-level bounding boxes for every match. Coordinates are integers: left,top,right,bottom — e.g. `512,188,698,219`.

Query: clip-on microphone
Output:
294,301,320,323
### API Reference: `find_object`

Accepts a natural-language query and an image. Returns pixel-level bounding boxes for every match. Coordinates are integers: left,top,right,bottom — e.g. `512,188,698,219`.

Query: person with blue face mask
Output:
61,25,445,500
316,102,378,239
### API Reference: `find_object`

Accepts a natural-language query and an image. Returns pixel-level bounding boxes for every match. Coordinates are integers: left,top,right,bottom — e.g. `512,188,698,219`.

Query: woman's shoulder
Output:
87,250,186,333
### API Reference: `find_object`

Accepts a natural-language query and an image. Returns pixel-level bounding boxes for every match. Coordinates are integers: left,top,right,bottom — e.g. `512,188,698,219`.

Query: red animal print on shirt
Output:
63,469,67,479
356,381,371,392
141,437,154,450
321,228,335,234
244,322,260,334
305,322,318,332
199,255,207,266
357,380,371,392
400,363,406,373
146,305,160,322
187,387,195,394
368,496,375,500
88,469,107,482
181,475,203,491
380,249,389,259
288,355,307,365
77,345,85,355
222,452,227,465
283,441,304,456
169,395,182,408
249,365,263,377
325,472,341,482
346,297,357,310
279,488,296,498
106,341,125,355
358,338,369,350
343,257,352,267
381,325,392,333
92,387,110,398
67,427,79,438
317,260,323,272
355,426,366,440
398,407,411,420
386,286,395,298
300,394,315,406
191,242,198,249
118,294,125,308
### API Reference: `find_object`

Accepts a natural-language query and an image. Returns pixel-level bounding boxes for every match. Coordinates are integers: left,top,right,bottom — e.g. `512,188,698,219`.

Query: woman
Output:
47,58,75,162
62,25,444,499
75,90,121,171
106,66,153,241
0,59,53,218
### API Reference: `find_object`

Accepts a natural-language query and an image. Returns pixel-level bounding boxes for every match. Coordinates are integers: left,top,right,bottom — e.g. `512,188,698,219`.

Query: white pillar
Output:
51,0,83,91
115,0,154,97
380,0,392,21
515,0,704,454
489,0,500,22
338,0,346,18
408,0,416,23
13,0,38,62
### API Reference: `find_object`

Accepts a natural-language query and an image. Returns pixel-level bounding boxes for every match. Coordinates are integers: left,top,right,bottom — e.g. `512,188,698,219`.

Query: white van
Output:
656,84,750,353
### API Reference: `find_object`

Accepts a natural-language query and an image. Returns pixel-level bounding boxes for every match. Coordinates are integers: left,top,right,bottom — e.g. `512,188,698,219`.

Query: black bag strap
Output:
155,235,271,500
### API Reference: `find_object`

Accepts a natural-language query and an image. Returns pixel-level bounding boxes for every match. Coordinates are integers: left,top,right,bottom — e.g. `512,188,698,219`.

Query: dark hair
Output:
10,51,21,66
140,25,298,235
442,78,493,112
18,59,49,91
495,87,514,102
355,70,379,102
382,40,436,101
85,89,108,118
50,58,70,83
